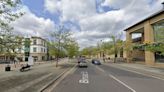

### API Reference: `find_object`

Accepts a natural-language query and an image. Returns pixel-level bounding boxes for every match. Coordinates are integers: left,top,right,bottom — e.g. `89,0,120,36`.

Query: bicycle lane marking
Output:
79,71,89,84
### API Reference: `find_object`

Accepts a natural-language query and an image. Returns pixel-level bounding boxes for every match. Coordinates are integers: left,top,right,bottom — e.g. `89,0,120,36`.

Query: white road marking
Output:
79,71,89,84
122,68,164,81
44,64,77,92
108,74,136,92
107,64,164,81
95,66,136,92
95,66,105,73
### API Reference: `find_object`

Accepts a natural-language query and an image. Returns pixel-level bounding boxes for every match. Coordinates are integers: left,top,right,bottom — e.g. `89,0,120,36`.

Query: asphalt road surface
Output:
52,63,164,92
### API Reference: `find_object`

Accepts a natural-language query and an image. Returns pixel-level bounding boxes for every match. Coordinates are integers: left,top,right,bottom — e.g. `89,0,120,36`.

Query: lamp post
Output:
111,36,117,63
98,40,105,62
100,40,106,62
162,2,164,9
97,42,100,59
98,40,103,59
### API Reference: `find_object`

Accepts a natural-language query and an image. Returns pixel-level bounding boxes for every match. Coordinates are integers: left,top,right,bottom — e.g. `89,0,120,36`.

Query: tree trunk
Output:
56,57,58,67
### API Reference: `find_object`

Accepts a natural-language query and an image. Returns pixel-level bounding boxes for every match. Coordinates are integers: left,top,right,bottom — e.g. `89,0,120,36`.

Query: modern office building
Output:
124,9,164,66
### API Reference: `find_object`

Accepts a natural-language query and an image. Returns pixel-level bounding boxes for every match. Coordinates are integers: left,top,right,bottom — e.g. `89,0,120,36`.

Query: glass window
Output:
41,40,44,45
33,39,37,45
41,48,43,52
18,48,21,52
152,20,164,42
152,20,164,63
33,47,37,52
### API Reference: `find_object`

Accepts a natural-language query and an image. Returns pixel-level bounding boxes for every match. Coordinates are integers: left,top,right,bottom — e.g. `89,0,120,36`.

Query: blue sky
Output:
12,0,163,48
22,0,116,26
22,0,60,24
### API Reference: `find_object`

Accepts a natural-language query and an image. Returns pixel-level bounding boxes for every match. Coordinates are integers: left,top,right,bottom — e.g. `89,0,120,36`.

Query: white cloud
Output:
102,0,134,9
11,7,55,39
44,0,164,48
44,0,61,14
44,0,97,22
61,0,97,21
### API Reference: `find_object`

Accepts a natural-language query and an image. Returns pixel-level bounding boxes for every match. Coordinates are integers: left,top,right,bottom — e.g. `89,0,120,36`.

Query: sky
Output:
11,0,164,49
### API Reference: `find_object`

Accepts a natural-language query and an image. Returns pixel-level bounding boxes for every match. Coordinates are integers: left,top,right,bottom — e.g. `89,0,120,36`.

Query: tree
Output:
80,47,90,56
0,0,24,61
109,33,123,63
101,41,114,55
0,29,24,61
80,46,99,58
50,25,73,67
65,40,79,58
0,0,23,30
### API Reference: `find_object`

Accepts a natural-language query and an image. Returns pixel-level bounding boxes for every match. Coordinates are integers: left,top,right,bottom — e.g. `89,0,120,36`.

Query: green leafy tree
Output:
66,40,79,58
0,0,24,61
50,25,73,67
0,0,23,30
109,34,124,63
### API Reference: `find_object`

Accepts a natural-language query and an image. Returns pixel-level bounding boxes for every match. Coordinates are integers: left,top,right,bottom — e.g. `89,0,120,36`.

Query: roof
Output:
31,36,47,41
124,9,164,31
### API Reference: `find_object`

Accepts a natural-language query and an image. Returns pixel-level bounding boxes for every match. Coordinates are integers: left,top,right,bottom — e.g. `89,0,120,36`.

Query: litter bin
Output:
5,65,11,71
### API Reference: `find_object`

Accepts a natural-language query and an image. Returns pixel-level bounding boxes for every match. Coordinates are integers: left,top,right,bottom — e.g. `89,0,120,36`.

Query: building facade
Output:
17,36,49,62
29,36,48,61
124,9,164,66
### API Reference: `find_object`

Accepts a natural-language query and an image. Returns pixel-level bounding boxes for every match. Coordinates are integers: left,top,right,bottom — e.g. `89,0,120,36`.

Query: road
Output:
51,63,164,92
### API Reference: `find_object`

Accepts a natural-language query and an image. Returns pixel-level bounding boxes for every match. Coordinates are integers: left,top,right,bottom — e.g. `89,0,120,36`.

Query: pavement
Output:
0,58,70,72
0,61,47,72
0,58,76,92
51,62,164,92
107,63,164,79
117,63,164,74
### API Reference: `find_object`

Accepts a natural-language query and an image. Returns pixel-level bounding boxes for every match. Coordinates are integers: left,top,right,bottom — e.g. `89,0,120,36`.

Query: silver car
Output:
78,61,88,68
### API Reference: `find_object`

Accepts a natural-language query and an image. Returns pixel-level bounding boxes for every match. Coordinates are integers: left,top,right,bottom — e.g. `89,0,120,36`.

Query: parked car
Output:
78,61,88,68
92,59,101,65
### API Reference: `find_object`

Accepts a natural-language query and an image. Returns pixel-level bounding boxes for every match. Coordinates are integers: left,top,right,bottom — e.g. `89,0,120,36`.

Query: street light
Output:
97,40,102,59
98,40,106,62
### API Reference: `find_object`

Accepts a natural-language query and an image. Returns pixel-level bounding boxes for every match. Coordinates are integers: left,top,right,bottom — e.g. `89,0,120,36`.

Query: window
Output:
42,56,45,60
152,20,164,63
33,56,38,61
43,42,45,46
41,48,43,52
33,47,37,52
41,40,44,45
33,39,37,45
153,20,164,42
18,48,21,52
